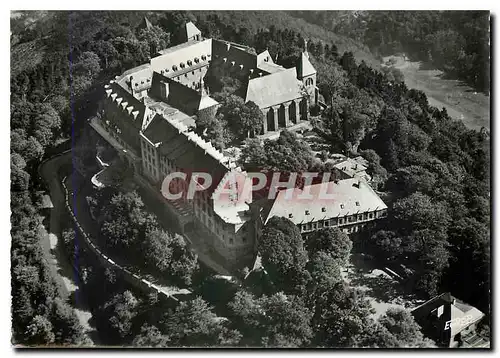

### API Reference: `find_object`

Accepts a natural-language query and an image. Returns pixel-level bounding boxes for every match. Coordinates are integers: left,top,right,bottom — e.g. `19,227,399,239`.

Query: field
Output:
384,55,490,131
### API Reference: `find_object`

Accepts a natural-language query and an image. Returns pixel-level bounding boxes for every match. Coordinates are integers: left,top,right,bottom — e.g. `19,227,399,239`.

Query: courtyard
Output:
342,251,425,319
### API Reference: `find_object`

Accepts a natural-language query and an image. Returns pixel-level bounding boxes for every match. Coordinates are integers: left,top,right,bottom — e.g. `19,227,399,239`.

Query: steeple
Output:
304,38,309,59
296,51,316,80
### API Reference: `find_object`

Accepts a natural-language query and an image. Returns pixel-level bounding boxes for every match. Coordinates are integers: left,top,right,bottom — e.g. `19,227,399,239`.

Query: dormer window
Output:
289,213,293,218
194,57,200,63
322,207,326,212
305,210,310,215
172,65,178,71
340,204,344,209
355,201,360,206
187,60,192,66
180,62,185,69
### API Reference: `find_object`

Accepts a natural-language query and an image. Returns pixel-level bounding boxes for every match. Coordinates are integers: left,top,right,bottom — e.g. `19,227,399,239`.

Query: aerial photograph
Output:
10,10,490,348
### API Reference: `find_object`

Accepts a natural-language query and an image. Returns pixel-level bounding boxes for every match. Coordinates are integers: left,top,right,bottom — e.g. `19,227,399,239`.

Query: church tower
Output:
296,39,317,105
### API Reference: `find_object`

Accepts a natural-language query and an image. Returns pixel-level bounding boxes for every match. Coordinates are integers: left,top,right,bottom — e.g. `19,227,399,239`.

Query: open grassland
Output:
384,55,490,131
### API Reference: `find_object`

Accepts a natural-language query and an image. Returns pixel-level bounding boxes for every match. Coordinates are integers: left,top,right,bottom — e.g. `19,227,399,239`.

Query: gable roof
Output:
151,39,212,75
142,113,229,190
107,82,146,129
257,61,286,74
296,52,316,78
334,158,368,177
115,63,153,93
245,68,304,109
185,21,201,39
212,39,258,71
264,178,387,225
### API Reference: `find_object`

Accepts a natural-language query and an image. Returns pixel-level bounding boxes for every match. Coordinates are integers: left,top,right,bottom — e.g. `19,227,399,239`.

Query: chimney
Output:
128,76,133,92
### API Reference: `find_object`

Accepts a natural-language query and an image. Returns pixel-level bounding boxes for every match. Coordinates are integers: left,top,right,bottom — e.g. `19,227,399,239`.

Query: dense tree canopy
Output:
240,130,314,173
258,217,310,295
228,291,313,347
305,227,352,266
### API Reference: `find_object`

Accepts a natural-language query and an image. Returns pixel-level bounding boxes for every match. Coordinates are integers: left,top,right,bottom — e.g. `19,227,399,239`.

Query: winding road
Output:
38,150,96,344
40,150,188,306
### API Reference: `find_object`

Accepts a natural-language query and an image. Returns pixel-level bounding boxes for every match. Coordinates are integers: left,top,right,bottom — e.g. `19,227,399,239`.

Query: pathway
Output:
38,151,96,344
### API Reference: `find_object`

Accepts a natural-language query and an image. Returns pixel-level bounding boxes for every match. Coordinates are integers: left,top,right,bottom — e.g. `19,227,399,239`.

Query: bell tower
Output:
296,39,317,105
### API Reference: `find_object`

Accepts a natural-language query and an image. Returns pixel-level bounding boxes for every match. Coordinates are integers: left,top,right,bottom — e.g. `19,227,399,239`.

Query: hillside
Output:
10,10,380,80
286,10,490,93
192,11,380,69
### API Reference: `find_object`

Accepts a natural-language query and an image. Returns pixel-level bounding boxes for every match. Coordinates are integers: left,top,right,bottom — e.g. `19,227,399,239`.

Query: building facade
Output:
257,178,388,237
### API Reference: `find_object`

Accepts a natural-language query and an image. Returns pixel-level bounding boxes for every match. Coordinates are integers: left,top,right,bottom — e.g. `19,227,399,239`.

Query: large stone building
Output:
89,20,385,269
254,178,388,241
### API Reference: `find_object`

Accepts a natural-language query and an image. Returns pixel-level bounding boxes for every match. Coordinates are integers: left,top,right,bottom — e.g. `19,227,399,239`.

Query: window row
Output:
299,211,381,232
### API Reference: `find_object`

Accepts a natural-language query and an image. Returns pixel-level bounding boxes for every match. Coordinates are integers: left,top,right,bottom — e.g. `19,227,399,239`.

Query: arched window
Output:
172,65,178,71
194,57,200,63
305,77,314,86
201,55,207,61
187,60,193,66
180,62,185,69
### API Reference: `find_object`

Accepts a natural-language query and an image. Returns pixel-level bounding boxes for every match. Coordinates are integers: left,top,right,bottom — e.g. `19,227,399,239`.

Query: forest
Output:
289,11,490,93
10,11,490,347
